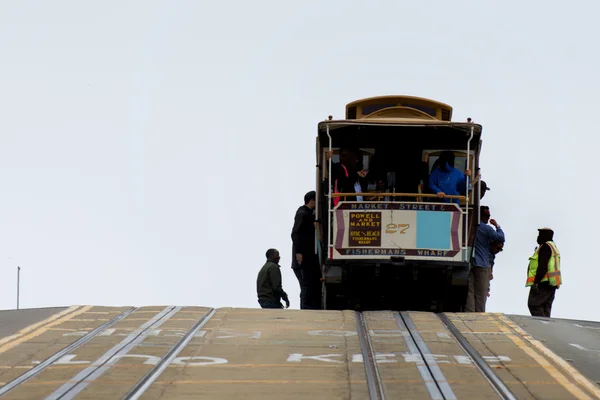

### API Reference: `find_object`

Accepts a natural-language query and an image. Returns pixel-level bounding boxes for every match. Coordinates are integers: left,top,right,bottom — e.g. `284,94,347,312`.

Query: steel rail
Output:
355,311,385,400
0,307,138,398
438,313,517,400
122,308,217,400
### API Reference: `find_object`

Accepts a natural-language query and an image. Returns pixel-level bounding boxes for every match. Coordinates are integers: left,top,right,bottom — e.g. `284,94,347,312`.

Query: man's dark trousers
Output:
291,264,305,309
528,282,556,317
466,266,490,312
258,299,283,309
300,254,321,310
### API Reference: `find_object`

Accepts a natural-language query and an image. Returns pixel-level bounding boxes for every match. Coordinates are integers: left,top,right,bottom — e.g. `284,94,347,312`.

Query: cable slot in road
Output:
356,311,385,400
0,307,138,398
122,308,217,400
394,312,445,400
399,312,457,400
438,313,517,400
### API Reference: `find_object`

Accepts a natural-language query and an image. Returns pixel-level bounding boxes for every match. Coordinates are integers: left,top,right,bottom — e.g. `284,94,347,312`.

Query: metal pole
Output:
315,137,320,256
477,171,481,223
464,125,474,260
316,138,325,310
17,266,20,310
326,124,332,258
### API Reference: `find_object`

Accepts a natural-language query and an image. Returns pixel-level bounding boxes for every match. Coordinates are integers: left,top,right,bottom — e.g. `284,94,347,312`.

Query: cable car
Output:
315,95,489,312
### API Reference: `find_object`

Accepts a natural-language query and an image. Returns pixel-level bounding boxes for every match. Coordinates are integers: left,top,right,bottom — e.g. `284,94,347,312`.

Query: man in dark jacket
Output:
257,249,290,309
327,148,368,203
291,190,321,309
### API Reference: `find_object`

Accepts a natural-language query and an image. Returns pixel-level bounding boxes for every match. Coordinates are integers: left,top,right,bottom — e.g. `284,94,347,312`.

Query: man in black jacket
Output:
328,148,368,203
291,191,320,309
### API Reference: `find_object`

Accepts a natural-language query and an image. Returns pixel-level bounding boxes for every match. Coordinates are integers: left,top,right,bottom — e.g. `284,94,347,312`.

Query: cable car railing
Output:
330,192,467,201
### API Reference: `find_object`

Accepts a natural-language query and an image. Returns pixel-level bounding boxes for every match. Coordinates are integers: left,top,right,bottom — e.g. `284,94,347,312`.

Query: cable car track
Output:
43,306,217,400
438,314,517,400
0,306,139,398
122,308,216,400
356,311,386,400
43,306,183,400
396,312,456,400
357,311,518,400
0,307,217,399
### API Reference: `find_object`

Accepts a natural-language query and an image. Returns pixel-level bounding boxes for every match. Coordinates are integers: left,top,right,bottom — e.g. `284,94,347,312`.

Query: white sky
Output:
0,1,597,322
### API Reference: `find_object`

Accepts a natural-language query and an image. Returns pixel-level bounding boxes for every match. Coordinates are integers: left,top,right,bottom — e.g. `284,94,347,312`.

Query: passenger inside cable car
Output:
326,147,368,205
428,150,471,204
323,146,473,206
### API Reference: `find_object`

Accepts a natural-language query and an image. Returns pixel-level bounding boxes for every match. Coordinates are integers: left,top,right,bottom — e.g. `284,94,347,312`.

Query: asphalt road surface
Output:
0,306,598,399
0,307,67,339
508,314,600,386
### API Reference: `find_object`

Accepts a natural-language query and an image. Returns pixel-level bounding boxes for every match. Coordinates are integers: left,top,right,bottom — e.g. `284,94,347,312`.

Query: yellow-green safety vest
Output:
526,241,561,287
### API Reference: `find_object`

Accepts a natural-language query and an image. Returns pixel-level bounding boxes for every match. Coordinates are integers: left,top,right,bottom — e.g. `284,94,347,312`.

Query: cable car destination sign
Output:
332,202,463,260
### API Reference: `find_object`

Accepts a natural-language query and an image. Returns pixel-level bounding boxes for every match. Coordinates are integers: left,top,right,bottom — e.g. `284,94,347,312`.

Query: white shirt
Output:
354,181,363,201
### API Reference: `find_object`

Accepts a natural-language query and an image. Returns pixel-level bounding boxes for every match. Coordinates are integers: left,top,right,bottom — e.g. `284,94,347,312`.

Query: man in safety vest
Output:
526,227,561,317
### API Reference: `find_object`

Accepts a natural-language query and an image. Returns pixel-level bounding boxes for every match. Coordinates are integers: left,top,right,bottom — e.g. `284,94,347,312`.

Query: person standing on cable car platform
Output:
428,151,471,204
291,191,320,310
467,206,504,313
326,148,368,205
487,239,504,298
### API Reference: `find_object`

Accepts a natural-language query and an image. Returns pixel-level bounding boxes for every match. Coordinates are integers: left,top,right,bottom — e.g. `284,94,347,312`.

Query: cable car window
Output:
361,103,397,115
402,104,436,116
325,148,373,170
425,150,471,173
